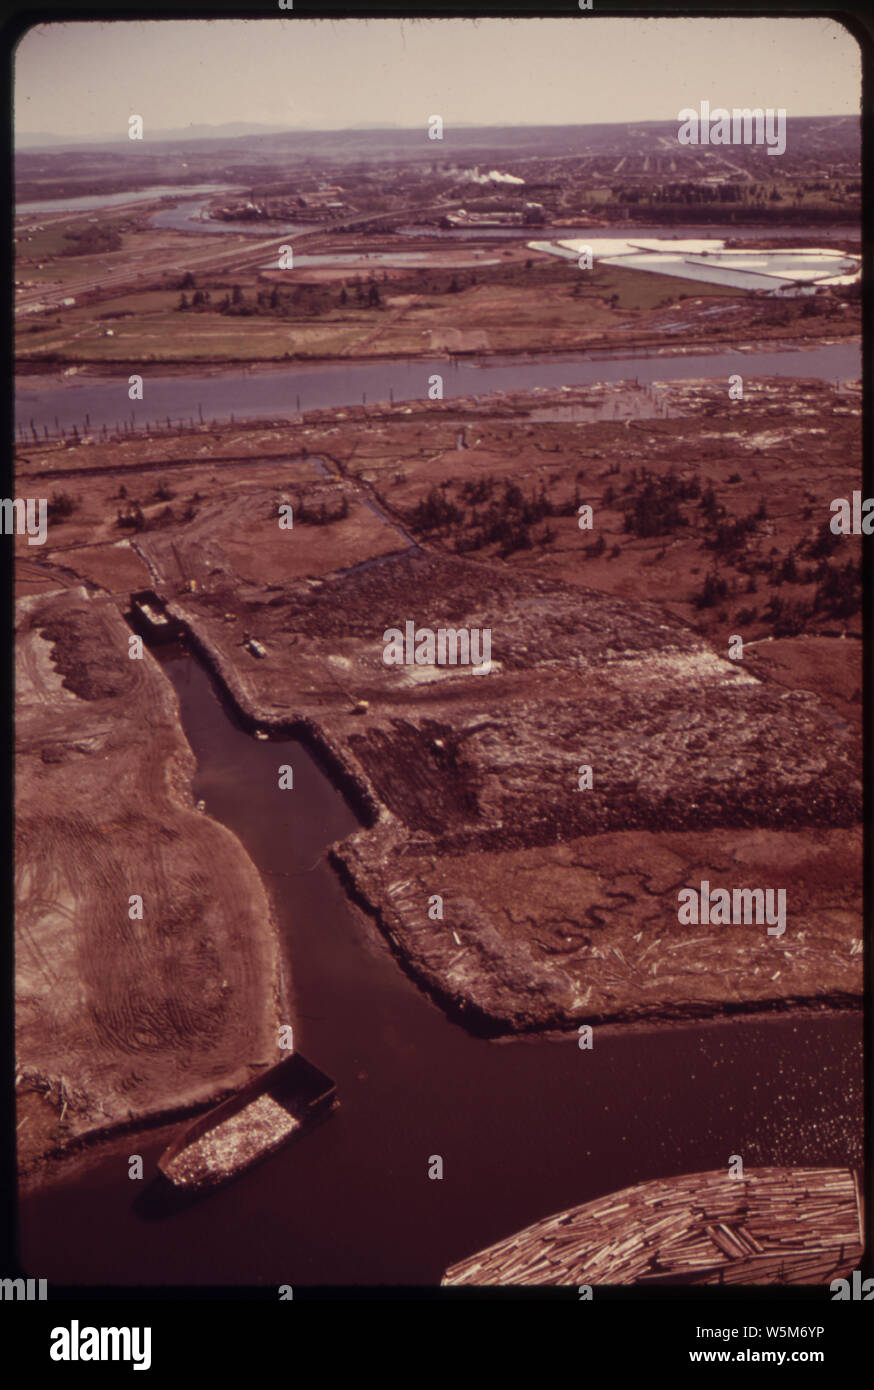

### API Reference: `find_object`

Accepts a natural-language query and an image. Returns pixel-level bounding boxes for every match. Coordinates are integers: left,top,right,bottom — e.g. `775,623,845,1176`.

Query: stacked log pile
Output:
443,1167,863,1287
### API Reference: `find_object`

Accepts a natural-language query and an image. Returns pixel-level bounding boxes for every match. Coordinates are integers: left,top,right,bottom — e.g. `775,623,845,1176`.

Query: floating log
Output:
443,1167,862,1288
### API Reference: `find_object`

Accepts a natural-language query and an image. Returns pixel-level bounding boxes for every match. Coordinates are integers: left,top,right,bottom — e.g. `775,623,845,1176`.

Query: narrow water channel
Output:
19,644,863,1287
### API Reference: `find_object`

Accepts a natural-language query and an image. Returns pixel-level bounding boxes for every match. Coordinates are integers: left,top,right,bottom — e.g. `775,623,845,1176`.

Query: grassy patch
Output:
586,263,737,310
16,245,744,365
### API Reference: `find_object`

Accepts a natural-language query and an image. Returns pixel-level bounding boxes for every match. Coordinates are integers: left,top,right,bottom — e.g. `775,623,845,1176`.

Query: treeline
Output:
612,203,860,225
694,511,862,631
170,256,574,320
704,556,862,633
290,494,349,525
408,476,580,559
174,273,381,316
617,180,861,206
613,466,861,632
61,225,123,256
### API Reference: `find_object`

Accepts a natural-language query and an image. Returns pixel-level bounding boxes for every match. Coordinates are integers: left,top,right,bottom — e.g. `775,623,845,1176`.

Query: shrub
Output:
805,520,840,560
47,491,77,521
694,571,729,609
116,502,145,531
813,560,861,619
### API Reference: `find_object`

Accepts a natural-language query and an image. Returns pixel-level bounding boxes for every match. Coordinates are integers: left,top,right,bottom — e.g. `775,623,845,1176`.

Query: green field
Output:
585,262,734,310
14,205,139,263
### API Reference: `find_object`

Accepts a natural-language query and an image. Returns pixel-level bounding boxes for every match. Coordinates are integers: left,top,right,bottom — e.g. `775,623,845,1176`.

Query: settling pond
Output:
534,238,860,293
18,645,863,1287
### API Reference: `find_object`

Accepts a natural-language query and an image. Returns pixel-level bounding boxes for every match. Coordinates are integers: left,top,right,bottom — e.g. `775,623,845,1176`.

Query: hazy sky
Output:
15,17,860,138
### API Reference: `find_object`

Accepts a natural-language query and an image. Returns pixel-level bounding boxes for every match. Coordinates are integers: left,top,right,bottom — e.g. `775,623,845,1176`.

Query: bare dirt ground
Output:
328,377,864,655
15,583,282,1179
14,374,862,1171
154,544,858,1034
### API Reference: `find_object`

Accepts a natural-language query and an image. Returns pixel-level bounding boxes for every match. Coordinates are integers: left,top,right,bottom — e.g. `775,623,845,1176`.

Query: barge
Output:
128,589,186,644
158,1053,338,1190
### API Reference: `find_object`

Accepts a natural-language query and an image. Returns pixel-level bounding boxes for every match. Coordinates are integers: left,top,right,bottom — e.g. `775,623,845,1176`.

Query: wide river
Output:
18,644,863,1287
15,185,239,218
16,342,860,437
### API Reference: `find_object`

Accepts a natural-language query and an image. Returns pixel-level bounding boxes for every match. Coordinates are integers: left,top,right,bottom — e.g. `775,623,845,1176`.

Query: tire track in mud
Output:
15,585,283,1163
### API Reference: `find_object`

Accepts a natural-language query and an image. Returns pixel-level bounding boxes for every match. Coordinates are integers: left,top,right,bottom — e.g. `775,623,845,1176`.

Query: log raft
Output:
442,1167,864,1287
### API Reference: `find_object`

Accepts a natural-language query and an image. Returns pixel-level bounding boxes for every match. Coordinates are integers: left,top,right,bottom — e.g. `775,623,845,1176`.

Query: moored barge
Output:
158,1053,337,1190
128,589,186,643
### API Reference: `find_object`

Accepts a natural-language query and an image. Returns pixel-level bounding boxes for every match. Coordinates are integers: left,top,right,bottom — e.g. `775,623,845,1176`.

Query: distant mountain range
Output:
15,115,859,166
16,121,410,148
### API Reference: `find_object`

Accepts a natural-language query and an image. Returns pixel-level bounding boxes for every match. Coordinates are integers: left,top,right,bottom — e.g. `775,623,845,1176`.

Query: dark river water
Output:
16,342,860,437
18,646,863,1287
